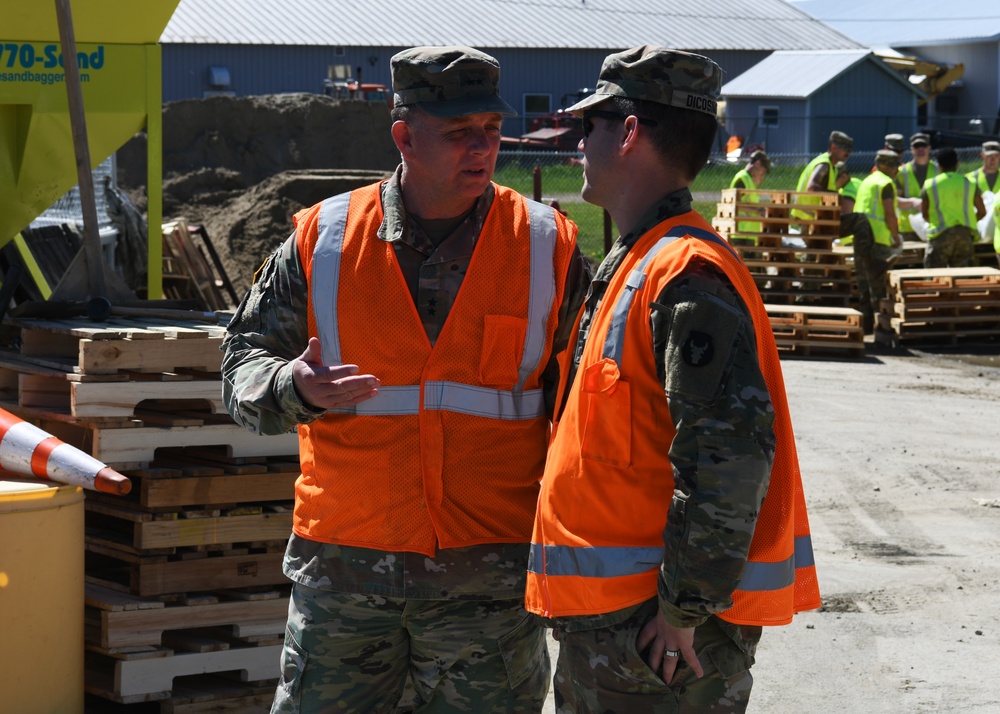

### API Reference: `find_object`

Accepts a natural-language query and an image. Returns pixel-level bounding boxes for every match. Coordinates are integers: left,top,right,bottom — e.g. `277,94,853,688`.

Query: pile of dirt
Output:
118,93,398,298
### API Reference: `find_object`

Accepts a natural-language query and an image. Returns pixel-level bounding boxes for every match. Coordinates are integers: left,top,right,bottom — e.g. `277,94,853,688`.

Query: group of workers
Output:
730,131,999,333
223,44,820,714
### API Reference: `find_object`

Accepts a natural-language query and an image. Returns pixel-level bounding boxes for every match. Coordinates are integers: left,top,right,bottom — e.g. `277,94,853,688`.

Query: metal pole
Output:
54,0,106,301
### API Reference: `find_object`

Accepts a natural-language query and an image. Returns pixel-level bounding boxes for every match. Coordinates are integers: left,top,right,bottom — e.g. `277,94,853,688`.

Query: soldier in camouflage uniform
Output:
222,45,590,713
524,46,820,713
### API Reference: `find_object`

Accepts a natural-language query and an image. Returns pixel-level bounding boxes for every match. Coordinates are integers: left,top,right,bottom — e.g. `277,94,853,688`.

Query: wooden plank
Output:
131,551,287,597
78,336,224,374
128,471,297,510
125,510,291,550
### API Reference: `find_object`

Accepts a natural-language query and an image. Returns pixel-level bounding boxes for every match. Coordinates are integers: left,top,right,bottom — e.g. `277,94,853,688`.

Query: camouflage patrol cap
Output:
829,131,854,149
390,45,517,118
564,45,721,117
875,149,900,166
910,132,930,146
884,133,905,152
982,140,1000,155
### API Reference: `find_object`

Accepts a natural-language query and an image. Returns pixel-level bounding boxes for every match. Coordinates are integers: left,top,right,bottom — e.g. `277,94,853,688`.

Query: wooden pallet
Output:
1,405,299,467
0,355,227,421
878,267,1000,343
86,541,287,597
86,582,289,652
85,643,281,701
92,456,300,512
766,305,865,358
887,266,1000,292
86,499,293,553
719,188,841,208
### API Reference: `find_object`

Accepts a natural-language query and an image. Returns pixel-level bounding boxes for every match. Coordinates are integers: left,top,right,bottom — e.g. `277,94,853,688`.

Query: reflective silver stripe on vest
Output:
313,192,352,364
529,535,815,592
328,385,420,415
602,226,738,364
519,200,559,391
425,381,544,419
737,535,815,591
527,543,662,577
313,191,552,421
328,382,544,419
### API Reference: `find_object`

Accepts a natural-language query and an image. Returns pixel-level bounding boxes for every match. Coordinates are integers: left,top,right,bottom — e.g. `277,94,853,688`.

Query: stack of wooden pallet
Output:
765,304,865,359
0,312,298,712
877,266,1000,345
713,188,852,308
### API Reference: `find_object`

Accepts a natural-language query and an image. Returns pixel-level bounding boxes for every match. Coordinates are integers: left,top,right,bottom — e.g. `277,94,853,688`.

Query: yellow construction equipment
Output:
877,54,964,106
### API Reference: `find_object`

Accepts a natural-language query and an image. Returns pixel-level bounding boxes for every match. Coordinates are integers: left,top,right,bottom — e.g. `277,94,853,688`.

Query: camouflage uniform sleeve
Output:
540,239,592,419
649,262,776,629
222,232,326,435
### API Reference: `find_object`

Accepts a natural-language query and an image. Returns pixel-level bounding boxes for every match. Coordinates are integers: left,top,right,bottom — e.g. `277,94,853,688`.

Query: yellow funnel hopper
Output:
1,0,180,297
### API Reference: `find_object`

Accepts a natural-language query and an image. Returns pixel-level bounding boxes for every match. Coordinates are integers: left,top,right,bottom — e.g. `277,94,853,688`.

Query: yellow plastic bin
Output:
0,477,85,714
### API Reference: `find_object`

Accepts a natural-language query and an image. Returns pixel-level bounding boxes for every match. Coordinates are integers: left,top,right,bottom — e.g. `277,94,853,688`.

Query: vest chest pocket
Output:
480,315,527,388
581,358,631,467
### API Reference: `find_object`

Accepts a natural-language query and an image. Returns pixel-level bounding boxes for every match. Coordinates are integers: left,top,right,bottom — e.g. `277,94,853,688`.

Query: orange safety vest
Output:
293,182,577,556
526,212,820,626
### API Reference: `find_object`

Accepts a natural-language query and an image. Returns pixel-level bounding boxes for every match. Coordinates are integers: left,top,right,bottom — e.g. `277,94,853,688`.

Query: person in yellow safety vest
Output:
837,161,863,246
221,45,591,713
525,45,820,713
728,149,771,245
994,194,1000,266
844,150,903,334
792,130,853,224
965,140,1000,195
921,146,986,268
897,133,938,240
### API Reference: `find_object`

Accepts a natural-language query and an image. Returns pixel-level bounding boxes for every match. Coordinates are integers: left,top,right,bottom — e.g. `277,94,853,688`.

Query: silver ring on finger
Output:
664,648,681,658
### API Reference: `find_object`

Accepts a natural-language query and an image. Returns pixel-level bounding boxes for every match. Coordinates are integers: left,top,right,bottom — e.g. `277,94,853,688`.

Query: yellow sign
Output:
1,42,154,240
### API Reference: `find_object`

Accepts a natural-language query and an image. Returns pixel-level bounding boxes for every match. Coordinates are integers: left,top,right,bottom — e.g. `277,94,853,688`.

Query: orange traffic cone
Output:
0,407,131,495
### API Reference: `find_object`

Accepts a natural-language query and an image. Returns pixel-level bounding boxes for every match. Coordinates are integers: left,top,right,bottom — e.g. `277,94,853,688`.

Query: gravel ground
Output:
545,343,1000,713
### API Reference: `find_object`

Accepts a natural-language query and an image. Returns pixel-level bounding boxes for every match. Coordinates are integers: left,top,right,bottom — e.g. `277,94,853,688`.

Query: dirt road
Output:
545,345,1000,714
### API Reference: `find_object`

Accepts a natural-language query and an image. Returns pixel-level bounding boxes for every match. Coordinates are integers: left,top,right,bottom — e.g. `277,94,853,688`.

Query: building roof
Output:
791,0,1000,47
162,0,862,51
721,49,923,98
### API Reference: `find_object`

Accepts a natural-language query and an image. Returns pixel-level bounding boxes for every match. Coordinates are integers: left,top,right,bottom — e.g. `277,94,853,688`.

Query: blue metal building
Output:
792,0,1000,132
159,0,863,136
721,50,925,154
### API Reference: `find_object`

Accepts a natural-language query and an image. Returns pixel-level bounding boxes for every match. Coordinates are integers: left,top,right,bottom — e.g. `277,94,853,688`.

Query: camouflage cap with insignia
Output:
565,45,721,117
391,45,517,118
982,140,1000,155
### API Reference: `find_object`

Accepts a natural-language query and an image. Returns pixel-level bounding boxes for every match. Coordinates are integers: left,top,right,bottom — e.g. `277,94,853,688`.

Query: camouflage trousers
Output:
924,226,975,268
846,215,895,333
271,583,550,713
552,599,761,714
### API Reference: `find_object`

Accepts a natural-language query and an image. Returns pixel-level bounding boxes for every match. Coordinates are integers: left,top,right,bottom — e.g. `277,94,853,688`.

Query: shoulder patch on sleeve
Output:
664,297,744,404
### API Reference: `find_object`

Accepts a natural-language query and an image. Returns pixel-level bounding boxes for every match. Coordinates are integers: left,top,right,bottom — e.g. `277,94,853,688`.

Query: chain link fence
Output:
496,147,987,260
